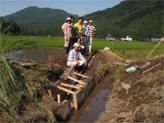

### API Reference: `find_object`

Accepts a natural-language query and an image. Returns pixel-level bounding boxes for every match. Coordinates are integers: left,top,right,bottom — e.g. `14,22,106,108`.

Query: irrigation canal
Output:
5,48,111,122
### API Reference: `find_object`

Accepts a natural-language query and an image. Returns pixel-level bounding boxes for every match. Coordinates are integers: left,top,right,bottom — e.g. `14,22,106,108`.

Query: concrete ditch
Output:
47,50,118,122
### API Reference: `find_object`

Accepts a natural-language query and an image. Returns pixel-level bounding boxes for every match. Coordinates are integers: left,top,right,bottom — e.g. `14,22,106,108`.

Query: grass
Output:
0,33,56,122
0,37,39,121
112,63,125,79
1,35,164,50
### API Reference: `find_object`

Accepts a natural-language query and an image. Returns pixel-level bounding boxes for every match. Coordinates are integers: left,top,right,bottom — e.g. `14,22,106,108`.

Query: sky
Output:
0,0,123,17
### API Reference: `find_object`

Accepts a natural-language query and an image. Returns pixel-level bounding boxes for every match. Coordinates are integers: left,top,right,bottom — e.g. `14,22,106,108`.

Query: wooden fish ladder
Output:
48,50,98,110
57,70,90,110
48,67,90,110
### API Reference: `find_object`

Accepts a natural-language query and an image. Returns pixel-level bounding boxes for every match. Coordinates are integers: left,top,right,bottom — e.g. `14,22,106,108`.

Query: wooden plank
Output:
60,82,80,90
56,85,75,95
67,76,86,85
74,72,90,78
57,94,61,103
75,84,84,88
73,94,78,110
143,63,161,74
48,89,52,97
147,38,164,58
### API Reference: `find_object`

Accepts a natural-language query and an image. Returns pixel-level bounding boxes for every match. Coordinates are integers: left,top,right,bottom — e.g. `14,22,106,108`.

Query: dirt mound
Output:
3,48,163,122
87,51,123,76
97,56,164,122
38,49,93,71
38,52,67,71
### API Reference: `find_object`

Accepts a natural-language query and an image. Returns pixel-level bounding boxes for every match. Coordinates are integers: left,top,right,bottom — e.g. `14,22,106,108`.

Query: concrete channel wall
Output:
51,51,110,121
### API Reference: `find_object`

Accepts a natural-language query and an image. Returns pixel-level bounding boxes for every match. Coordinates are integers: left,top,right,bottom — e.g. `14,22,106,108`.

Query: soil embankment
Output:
2,46,163,122
97,56,164,122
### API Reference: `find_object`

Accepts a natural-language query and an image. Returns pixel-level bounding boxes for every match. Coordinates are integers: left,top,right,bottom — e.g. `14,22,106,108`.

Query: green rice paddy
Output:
1,35,163,50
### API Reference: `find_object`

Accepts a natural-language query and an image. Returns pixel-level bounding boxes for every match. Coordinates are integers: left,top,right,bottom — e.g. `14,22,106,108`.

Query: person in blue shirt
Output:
82,20,88,53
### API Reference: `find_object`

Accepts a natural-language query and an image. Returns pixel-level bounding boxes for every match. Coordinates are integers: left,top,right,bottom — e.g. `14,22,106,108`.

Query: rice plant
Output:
0,23,39,121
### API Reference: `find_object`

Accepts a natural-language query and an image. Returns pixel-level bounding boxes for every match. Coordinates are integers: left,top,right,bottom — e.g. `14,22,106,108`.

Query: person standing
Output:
70,16,76,45
74,17,83,44
64,17,72,54
86,20,96,52
67,43,87,67
61,16,75,33
82,20,88,54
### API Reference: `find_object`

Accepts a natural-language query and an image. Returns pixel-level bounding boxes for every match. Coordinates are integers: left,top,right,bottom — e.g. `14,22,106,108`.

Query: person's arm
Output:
93,31,96,36
72,59,80,64
79,53,86,61
64,24,68,41
68,50,80,64
85,26,89,40
85,26,89,36
61,23,65,33
71,24,76,37
74,23,79,38
93,27,96,36
79,52,87,66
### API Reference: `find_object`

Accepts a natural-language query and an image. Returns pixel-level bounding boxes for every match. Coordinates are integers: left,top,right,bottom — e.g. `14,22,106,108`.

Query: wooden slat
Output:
73,94,78,110
57,94,61,103
48,89,52,97
56,85,75,95
147,38,164,58
74,72,90,78
67,76,86,85
143,63,161,74
60,82,80,90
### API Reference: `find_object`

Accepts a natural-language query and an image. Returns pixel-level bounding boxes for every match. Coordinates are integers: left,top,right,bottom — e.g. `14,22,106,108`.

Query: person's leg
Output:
64,38,69,54
67,37,72,53
89,37,93,52
67,61,77,67
83,36,87,53
86,37,89,53
78,60,85,66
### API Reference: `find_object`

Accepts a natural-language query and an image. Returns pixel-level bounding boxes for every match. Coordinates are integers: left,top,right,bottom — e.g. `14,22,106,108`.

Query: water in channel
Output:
70,82,110,122
5,48,61,62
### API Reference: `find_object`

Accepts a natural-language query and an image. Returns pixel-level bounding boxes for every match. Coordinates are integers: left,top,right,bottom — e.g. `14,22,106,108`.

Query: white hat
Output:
74,43,79,47
84,20,88,24
89,20,93,23
66,17,71,21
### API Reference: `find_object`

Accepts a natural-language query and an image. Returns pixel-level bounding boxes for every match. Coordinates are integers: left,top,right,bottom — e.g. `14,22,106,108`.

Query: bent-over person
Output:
67,43,87,67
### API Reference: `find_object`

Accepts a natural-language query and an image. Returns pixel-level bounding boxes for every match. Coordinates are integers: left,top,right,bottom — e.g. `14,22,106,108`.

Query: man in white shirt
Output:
85,20,96,52
67,43,87,67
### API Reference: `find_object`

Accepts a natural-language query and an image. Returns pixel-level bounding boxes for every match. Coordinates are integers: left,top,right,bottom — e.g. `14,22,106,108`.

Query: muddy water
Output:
70,82,110,122
5,49,61,62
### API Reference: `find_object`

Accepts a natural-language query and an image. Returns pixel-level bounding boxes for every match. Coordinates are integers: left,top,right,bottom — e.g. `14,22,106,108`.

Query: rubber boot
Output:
64,47,69,54
66,47,70,54
89,45,92,52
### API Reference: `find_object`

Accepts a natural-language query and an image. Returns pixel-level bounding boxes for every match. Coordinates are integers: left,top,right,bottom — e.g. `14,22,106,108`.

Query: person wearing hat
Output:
62,16,75,48
64,17,72,54
67,43,87,67
82,20,88,54
85,20,96,52
74,17,83,44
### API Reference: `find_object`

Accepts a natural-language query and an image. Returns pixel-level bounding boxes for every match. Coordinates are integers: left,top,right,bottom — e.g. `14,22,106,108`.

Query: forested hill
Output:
3,0,163,39
4,6,78,26
83,0,163,39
